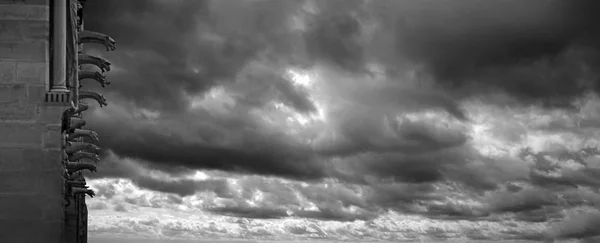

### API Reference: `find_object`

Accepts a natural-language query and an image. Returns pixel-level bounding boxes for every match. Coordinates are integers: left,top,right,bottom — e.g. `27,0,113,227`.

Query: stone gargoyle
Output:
65,161,97,174
66,180,88,188
79,90,108,107
78,54,111,72
69,117,86,130
63,102,88,118
78,30,116,51
79,70,110,88
71,102,89,116
64,141,101,155
71,187,95,198
68,151,100,164
61,102,89,132
67,129,99,143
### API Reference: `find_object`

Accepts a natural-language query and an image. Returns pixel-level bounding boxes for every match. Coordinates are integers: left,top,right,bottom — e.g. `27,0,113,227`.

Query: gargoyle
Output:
71,187,95,198
67,129,99,142
78,30,115,51
62,102,88,132
79,90,108,107
62,168,70,180
78,54,111,72
66,180,88,188
68,151,100,164
65,161,97,173
69,117,86,131
71,103,89,116
65,172,79,181
79,70,110,88
64,141,101,155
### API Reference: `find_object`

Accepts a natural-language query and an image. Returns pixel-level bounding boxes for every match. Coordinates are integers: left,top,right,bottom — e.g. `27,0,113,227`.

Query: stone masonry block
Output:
17,62,47,84
0,4,48,20
0,170,41,193
0,121,42,147
38,105,66,124
25,148,63,171
0,82,26,102
0,61,15,82
0,101,36,120
0,219,63,243
0,148,63,172
0,83,37,120
41,195,65,222
0,0,49,6
0,171,65,196
43,123,62,149
0,41,47,62
0,194,45,220
0,148,26,171
27,84,47,103
0,20,48,41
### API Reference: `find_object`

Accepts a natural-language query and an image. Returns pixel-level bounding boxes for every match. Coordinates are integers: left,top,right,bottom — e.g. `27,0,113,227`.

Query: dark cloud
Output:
521,147,600,189
304,11,365,72
380,0,600,106
78,1,600,240
552,210,600,240
89,113,326,181
83,0,305,111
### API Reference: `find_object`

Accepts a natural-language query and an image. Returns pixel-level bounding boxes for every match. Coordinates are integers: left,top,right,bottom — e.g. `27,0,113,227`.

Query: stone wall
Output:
0,1,66,242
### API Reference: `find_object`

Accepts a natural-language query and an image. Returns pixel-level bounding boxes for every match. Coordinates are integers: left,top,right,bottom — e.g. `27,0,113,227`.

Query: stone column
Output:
50,0,69,92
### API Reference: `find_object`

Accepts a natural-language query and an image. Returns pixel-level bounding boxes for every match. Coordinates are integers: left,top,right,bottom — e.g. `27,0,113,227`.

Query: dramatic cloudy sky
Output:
79,0,600,242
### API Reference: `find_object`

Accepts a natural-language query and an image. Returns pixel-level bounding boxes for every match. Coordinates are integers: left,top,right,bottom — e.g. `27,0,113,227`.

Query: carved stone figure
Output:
78,30,116,51
62,102,88,131
65,162,97,173
68,151,100,164
79,70,110,88
66,180,88,188
71,187,95,198
78,54,111,72
78,90,108,107
67,129,99,142
72,103,89,116
69,117,86,131
64,141,101,155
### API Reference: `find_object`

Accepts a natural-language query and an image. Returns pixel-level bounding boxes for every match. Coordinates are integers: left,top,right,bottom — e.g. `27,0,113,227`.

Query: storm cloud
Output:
78,0,600,242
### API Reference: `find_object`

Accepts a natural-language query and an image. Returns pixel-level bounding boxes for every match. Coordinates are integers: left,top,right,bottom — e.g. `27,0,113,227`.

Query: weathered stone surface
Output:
0,148,26,171
41,195,65,222
0,0,49,5
0,82,26,101
0,171,40,193
0,121,42,147
38,105,66,123
0,102,36,120
0,20,48,40
0,193,45,220
27,84,46,102
0,83,37,120
0,61,15,82
17,62,47,84
0,41,47,61
42,123,61,149
0,4,48,20
0,219,63,243
0,148,62,172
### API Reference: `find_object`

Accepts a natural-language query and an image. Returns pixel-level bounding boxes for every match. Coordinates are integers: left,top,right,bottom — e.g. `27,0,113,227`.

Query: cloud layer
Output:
79,0,600,242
